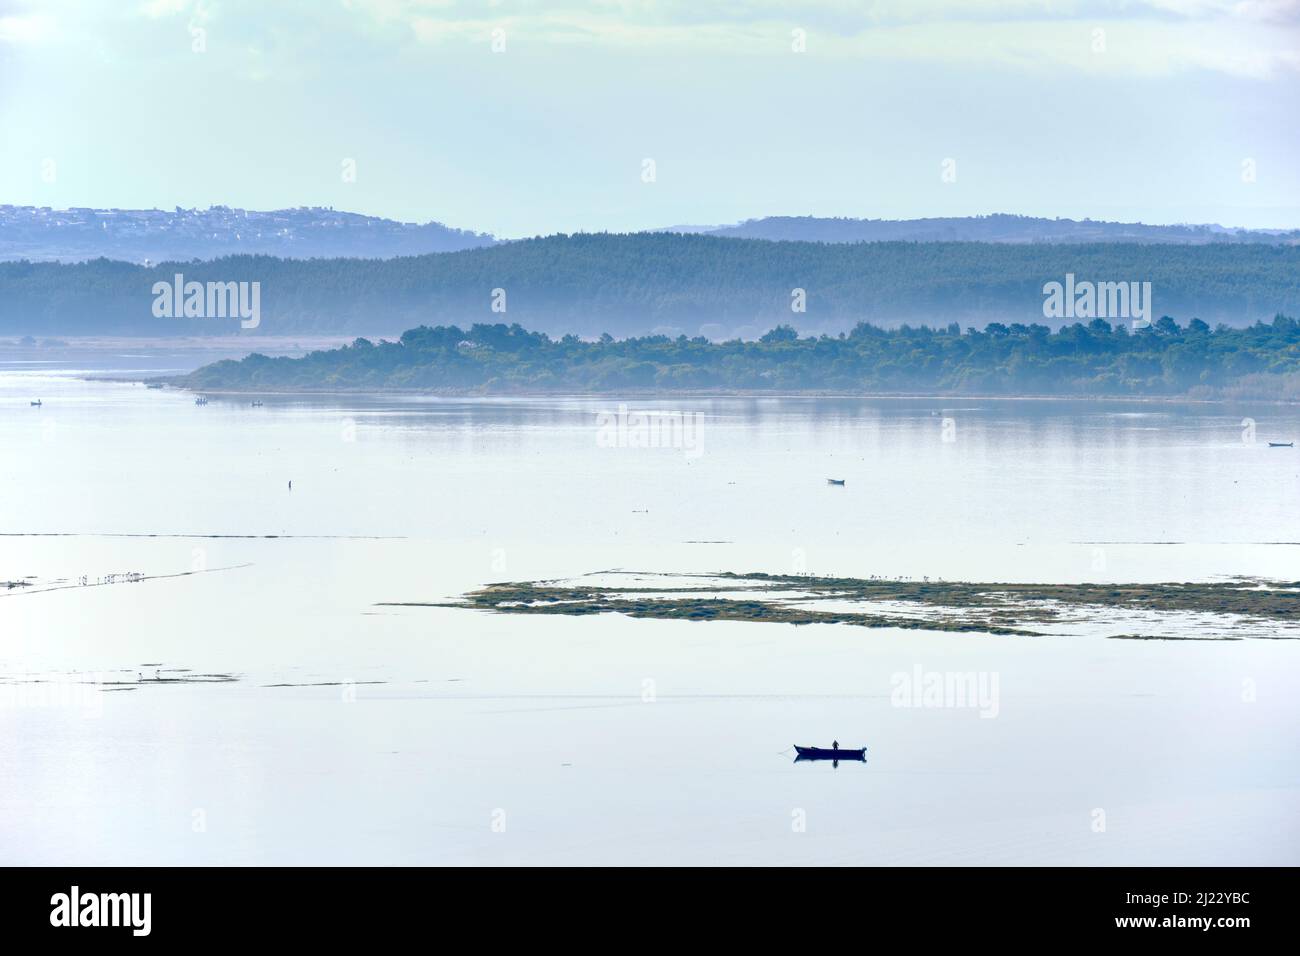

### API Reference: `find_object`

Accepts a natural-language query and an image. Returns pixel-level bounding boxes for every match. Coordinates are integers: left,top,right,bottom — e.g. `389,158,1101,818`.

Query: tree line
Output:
179,314,1300,399
4,233,1299,337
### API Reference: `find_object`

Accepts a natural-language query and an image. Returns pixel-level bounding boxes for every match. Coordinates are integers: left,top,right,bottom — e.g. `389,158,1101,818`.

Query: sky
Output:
1,0,1297,237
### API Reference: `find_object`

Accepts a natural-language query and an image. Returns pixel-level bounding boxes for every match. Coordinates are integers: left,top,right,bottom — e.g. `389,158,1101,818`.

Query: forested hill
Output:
3,233,1299,339
179,315,1300,399
704,214,1300,245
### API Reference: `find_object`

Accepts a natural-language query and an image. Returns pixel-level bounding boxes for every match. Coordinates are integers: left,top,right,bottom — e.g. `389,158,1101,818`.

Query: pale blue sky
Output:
2,0,1297,236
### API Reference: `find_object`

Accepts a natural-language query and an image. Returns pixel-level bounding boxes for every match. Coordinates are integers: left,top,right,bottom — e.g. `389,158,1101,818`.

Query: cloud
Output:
353,1,1300,78
345,0,1300,29
0,11,54,44
138,0,191,18
1141,0,1300,21
8,1,1298,78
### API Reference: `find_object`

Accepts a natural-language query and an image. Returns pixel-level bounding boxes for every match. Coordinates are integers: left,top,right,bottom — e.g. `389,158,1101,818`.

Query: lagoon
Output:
1,353,1298,864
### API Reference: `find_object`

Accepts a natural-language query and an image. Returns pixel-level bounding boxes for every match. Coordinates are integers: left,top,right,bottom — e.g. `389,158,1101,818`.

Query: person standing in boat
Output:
832,740,839,750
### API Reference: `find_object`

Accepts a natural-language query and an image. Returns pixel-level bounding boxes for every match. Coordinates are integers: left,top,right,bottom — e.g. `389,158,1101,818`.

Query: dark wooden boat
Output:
794,744,866,761
826,478,846,486
1268,441,1293,448
30,400,42,406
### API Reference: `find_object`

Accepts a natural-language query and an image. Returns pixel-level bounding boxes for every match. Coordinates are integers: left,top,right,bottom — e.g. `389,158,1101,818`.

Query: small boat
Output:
794,744,866,762
1268,441,1293,448
146,383,164,390
251,401,263,407
194,396,209,406
826,478,846,486
30,400,42,407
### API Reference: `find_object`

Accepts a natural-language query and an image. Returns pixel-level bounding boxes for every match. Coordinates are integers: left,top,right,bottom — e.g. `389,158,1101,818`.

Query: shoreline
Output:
146,379,1300,406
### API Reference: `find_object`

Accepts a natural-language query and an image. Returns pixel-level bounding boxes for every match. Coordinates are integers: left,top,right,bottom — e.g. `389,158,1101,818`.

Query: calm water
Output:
2,358,1298,864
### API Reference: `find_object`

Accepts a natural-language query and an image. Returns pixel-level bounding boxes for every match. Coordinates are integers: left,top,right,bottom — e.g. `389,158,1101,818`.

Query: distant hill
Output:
695,214,1300,245
2,233,1297,339
0,205,497,263
6,208,1297,265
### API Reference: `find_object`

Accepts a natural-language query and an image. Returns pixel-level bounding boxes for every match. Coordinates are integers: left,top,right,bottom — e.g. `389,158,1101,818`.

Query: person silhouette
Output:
832,740,839,750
